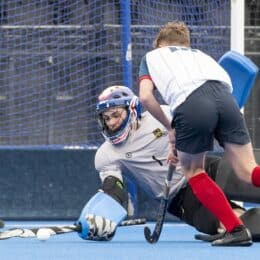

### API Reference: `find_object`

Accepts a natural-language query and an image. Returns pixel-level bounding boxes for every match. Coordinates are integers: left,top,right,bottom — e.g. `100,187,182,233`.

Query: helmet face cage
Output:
96,86,141,144
97,102,130,135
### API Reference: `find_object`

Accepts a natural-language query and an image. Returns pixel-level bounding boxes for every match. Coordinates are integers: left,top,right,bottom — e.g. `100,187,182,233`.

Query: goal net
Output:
0,0,230,148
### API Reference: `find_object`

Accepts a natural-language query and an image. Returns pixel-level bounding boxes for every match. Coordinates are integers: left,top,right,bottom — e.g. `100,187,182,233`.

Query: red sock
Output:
188,172,242,232
252,166,260,187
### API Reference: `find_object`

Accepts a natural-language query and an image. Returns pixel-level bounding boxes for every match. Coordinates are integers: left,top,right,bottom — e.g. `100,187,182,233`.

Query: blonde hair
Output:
153,21,190,48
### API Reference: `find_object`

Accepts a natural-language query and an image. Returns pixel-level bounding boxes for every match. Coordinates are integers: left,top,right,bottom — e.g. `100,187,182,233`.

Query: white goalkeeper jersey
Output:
143,46,232,112
95,105,187,200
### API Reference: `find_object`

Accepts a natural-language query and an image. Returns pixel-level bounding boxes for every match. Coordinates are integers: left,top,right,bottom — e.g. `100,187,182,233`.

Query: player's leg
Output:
204,157,247,231
178,151,244,231
193,155,260,242
168,184,222,235
214,84,260,187
178,151,252,246
168,159,246,235
200,81,259,245
174,83,252,246
224,142,260,186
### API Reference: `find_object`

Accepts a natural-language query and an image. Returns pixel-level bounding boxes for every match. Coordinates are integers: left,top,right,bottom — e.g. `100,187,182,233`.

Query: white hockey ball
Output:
36,228,51,241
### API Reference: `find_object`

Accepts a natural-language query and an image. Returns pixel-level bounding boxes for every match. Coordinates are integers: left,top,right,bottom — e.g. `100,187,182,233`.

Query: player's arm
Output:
139,56,177,163
76,159,128,241
139,79,172,132
139,55,172,132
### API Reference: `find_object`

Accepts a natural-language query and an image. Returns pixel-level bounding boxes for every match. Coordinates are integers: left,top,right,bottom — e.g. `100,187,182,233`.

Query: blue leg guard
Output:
77,191,127,239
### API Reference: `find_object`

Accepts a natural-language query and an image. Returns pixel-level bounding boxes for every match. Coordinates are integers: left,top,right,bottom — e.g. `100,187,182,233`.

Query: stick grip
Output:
164,164,176,198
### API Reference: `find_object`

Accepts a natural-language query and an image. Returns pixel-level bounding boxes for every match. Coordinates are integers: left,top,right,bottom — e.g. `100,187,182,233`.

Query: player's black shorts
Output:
167,155,245,234
172,80,250,154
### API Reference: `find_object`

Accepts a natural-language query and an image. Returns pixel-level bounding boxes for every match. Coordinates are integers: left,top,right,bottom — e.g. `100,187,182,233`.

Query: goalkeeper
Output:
76,85,260,243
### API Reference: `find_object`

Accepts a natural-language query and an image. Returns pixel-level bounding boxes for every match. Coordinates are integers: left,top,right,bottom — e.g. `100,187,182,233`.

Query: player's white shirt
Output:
146,46,232,113
95,105,187,200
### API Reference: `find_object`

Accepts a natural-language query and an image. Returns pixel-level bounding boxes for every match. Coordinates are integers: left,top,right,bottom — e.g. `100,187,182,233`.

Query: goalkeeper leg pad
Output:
77,191,127,239
240,208,260,242
195,208,260,242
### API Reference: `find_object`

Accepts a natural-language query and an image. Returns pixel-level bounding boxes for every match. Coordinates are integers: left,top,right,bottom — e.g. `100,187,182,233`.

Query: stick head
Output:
144,226,159,244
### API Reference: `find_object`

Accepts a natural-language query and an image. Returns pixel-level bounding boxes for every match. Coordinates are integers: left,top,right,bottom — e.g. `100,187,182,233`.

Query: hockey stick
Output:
0,218,146,240
144,164,176,243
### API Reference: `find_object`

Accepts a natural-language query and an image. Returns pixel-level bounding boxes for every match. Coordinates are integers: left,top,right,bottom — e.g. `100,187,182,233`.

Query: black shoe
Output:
212,225,253,247
195,232,225,242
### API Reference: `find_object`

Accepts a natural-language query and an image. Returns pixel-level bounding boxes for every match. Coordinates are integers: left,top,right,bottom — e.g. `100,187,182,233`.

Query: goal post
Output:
120,0,133,89
231,0,245,54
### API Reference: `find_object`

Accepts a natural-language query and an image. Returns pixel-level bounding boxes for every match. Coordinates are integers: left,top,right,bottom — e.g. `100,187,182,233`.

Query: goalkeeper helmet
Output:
96,85,142,145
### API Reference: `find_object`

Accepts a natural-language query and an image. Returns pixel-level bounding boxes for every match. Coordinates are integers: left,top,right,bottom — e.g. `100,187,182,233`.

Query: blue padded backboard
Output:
218,50,259,108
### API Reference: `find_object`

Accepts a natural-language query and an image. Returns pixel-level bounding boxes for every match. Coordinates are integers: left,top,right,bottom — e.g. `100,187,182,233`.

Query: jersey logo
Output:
169,46,197,53
125,152,132,158
152,128,166,138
